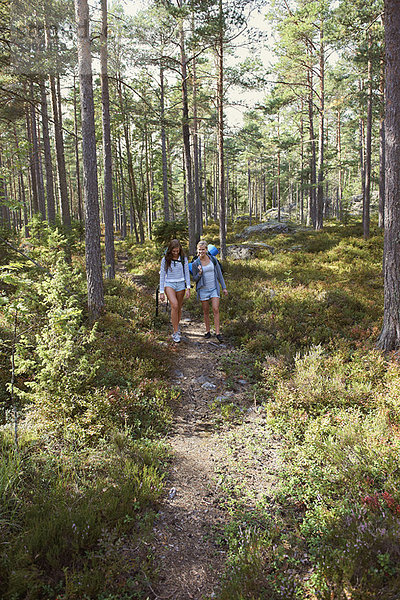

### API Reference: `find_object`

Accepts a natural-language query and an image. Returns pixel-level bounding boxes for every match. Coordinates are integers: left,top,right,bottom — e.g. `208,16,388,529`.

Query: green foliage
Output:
0,234,176,599
151,219,188,249
216,223,400,600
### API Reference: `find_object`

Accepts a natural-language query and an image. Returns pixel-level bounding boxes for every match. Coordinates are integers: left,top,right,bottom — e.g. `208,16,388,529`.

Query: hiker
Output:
159,239,191,343
191,240,228,343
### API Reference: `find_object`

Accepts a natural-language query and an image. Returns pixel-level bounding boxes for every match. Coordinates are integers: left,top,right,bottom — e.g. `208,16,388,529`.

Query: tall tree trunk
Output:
73,75,83,222
192,37,202,242
117,136,127,239
30,84,46,220
178,7,196,255
364,34,373,240
337,107,343,221
307,51,317,227
25,103,38,215
49,74,71,228
117,77,140,242
300,98,305,223
359,80,366,207
39,80,56,224
216,0,226,259
13,127,30,236
315,23,325,230
160,63,170,221
144,121,152,239
379,57,385,228
377,0,400,350
100,0,115,279
75,0,104,319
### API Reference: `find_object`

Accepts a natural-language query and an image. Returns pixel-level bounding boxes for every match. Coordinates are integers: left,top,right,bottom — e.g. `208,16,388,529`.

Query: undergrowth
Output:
0,225,176,599
210,221,400,600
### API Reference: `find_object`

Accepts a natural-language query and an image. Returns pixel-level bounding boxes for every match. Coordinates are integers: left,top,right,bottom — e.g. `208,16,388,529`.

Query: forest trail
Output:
149,314,231,599
117,254,281,599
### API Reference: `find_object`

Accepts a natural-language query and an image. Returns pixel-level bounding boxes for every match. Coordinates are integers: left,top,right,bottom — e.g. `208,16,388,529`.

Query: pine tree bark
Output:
216,0,226,259
364,34,373,240
315,24,325,231
39,80,56,225
25,103,38,215
377,0,400,350
100,0,115,279
73,75,83,222
307,51,317,227
30,83,46,220
178,9,196,255
160,63,170,221
75,0,104,319
379,58,385,229
49,74,71,229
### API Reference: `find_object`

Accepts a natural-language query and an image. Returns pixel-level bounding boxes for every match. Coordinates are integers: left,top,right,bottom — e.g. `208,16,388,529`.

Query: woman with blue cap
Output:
191,240,228,343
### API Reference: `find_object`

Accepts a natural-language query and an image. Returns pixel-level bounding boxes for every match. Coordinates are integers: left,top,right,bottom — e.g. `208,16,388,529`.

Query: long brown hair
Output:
165,239,185,271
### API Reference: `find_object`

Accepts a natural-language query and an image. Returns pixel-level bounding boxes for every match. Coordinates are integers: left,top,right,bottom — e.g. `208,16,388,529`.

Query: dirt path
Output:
117,254,280,599
149,314,232,599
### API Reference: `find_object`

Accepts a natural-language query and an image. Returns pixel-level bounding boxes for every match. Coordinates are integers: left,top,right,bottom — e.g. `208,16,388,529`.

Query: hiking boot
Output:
172,332,181,343
204,331,211,339
216,333,223,343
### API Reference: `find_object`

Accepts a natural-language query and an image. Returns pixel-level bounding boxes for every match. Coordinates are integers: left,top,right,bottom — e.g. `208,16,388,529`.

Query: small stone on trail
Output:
214,396,229,403
174,370,184,378
202,382,217,390
196,375,213,384
168,487,176,499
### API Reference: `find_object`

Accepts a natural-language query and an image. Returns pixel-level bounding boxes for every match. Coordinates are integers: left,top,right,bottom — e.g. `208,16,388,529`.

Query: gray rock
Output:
196,375,213,384
202,382,217,390
226,243,275,260
238,221,291,239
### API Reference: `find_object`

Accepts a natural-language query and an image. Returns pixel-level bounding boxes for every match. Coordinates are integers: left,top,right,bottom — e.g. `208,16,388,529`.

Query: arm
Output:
192,259,203,283
183,257,191,298
215,261,227,294
159,257,166,300
183,256,191,289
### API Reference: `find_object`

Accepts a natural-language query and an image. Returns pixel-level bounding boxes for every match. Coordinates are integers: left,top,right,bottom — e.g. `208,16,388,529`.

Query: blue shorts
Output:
165,280,186,292
199,287,219,301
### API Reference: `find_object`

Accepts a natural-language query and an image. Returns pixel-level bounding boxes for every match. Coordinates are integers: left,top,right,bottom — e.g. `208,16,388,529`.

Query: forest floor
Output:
148,312,282,599
117,252,283,600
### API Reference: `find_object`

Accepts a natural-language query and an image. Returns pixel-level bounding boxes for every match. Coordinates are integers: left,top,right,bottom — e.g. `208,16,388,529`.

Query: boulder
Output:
238,220,292,239
227,243,275,260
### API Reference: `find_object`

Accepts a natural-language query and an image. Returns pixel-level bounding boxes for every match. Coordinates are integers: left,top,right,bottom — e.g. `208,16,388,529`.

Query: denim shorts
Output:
165,280,186,292
199,287,219,301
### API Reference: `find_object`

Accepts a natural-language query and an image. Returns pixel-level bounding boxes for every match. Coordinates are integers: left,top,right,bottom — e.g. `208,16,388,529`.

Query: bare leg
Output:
165,287,180,333
176,289,185,326
201,300,211,333
211,297,220,334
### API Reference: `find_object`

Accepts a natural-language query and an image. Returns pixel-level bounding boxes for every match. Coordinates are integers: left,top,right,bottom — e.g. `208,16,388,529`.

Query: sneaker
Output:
216,334,223,343
204,331,211,339
172,332,181,343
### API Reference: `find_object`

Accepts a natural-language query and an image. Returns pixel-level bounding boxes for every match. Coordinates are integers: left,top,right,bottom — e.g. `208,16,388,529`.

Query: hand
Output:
198,264,202,274
185,288,190,299
223,288,228,296
160,292,165,302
